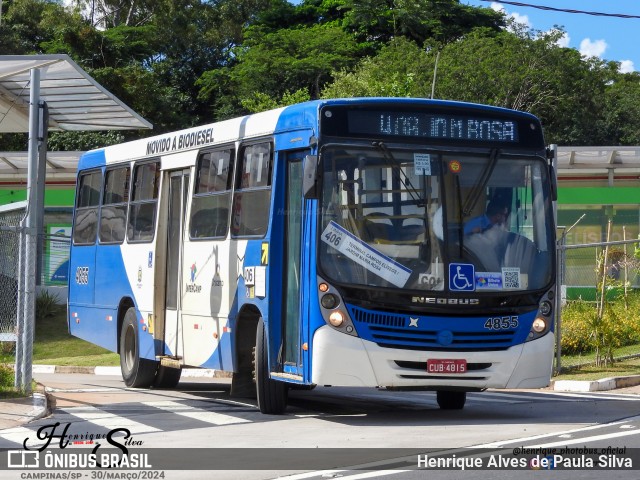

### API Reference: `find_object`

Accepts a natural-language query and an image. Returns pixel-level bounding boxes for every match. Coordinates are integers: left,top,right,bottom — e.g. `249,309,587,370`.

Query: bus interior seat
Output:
360,217,392,243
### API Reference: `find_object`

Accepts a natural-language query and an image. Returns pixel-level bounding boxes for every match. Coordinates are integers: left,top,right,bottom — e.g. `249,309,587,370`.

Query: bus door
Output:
282,153,306,376
163,169,190,360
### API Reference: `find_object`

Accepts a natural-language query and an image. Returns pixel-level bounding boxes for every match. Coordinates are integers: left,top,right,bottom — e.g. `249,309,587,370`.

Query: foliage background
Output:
561,294,640,356
1,0,640,149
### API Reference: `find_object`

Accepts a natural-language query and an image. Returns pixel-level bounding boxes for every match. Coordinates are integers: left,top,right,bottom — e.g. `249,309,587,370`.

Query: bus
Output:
68,98,557,413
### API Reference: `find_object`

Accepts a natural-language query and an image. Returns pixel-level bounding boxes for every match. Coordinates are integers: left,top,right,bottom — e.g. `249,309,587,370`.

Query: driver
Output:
464,199,509,235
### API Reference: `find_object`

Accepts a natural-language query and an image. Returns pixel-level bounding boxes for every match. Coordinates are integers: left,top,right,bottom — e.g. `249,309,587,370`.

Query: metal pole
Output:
430,50,440,100
555,229,565,374
14,221,25,388
20,67,40,393
35,102,48,286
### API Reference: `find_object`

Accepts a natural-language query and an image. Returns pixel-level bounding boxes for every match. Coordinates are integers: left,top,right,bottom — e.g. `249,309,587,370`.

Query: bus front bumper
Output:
311,325,553,390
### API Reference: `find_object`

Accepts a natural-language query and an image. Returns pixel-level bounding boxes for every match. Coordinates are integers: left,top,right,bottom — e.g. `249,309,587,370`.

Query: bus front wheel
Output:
154,365,181,389
120,307,158,388
254,318,288,414
436,390,466,410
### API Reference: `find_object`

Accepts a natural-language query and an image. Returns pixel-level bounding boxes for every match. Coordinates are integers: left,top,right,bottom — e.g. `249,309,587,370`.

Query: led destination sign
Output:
347,111,521,143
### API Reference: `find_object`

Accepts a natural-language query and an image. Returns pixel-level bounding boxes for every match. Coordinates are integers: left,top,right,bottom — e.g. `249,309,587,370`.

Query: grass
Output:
1,310,119,369
555,343,640,381
1,310,120,398
554,356,640,382
33,311,120,366
559,343,640,368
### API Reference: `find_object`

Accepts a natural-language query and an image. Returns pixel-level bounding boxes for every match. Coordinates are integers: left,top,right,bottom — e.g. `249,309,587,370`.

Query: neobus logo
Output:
412,297,479,305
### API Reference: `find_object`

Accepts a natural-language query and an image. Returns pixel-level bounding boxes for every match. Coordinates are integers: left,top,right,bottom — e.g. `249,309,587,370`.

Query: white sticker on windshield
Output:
414,153,432,176
321,221,412,287
502,267,521,289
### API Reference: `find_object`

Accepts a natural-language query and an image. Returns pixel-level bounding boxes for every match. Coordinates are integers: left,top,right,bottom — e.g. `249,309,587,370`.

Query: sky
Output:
463,0,640,73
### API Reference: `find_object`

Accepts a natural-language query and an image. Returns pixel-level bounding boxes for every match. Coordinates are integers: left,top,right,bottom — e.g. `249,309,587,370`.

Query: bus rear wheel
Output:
436,390,466,410
120,307,158,388
254,318,288,414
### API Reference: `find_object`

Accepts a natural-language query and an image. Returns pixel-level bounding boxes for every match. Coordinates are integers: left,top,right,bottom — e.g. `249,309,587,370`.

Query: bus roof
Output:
77,98,540,171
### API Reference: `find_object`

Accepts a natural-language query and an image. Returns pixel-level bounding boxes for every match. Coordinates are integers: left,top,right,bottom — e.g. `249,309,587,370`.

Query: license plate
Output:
427,359,467,373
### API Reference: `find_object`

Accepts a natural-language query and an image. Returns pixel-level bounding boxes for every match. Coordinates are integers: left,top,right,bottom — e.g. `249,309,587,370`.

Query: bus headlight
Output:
539,301,552,316
532,317,547,333
329,311,345,327
527,291,555,341
321,293,339,309
317,277,358,337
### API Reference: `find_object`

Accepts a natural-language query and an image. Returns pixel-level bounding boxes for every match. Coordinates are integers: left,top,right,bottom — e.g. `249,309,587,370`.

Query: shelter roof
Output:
0,151,81,180
0,54,152,132
557,146,640,172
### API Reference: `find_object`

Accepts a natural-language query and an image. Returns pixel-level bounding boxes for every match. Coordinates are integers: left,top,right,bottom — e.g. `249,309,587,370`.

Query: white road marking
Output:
142,401,250,425
63,405,161,434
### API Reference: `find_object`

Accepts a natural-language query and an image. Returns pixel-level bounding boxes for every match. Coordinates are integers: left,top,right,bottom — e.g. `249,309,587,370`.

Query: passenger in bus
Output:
464,199,509,235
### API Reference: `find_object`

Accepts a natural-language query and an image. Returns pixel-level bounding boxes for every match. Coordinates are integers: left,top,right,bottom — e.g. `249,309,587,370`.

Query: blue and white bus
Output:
68,98,557,413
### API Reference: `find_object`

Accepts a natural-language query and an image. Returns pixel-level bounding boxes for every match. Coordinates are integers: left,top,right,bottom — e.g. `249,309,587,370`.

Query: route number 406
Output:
484,316,518,330
324,231,342,246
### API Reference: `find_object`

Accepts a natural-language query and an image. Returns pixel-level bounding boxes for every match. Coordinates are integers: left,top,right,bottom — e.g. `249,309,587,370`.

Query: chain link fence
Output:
0,202,71,390
556,237,640,372
0,206,24,364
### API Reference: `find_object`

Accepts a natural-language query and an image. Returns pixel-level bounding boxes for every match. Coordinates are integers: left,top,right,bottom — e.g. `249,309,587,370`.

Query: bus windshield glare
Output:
318,145,554,293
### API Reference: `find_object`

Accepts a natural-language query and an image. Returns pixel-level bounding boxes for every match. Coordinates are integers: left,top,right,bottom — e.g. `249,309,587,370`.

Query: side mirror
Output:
303,155,319,199
549,164,558,201
547,144,558,201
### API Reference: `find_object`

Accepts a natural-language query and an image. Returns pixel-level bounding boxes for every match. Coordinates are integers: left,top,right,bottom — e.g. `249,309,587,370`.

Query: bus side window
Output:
231,142,272,238
189,148,234,239
99,166,130,244
127,161,160,243
73,170,102,245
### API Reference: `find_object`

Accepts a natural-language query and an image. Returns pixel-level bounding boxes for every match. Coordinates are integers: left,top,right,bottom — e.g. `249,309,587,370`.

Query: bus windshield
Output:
318,144,554,293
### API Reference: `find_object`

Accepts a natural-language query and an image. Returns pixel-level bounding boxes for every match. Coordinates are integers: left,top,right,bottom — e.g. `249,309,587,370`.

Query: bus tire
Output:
436,390,466,410
255,318,288,414
154,365,181,389
120,307,157,388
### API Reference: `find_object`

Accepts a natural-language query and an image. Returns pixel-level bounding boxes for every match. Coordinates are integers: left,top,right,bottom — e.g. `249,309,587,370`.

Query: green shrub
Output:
560,300,596,355
0,364,13,388
561,292,640,356
36,290,61,321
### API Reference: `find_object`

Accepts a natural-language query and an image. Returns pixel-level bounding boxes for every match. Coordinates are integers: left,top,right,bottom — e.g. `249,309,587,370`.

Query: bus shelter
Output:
0,54,151,391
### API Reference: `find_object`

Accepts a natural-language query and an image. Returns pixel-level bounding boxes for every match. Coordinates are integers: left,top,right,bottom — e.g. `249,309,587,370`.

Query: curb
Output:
31,382,50,422
553,375,640,392
32,365,232,378
32,392,49,420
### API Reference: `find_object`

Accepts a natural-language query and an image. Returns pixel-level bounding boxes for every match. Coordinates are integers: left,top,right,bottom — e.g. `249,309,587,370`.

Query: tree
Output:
200,23,363,117
322,37,431,98
0,0,73,54
599,71,640,145
65,0,160,28
341,0,504,48
241,89,311,113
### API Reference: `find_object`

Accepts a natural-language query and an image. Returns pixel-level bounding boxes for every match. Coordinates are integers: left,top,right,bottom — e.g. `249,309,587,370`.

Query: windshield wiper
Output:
462,148,499,216
372,141,424,207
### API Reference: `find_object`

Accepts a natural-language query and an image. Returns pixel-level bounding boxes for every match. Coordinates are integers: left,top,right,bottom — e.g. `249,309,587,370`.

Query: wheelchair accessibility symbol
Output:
449,263,475,291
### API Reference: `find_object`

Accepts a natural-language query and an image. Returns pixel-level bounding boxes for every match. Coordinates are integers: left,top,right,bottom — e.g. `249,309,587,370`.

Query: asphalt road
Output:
2,373,640,480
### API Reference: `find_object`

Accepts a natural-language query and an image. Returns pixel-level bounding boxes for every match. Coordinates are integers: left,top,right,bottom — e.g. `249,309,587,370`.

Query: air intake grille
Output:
349,307,405,327
347,304,518,351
